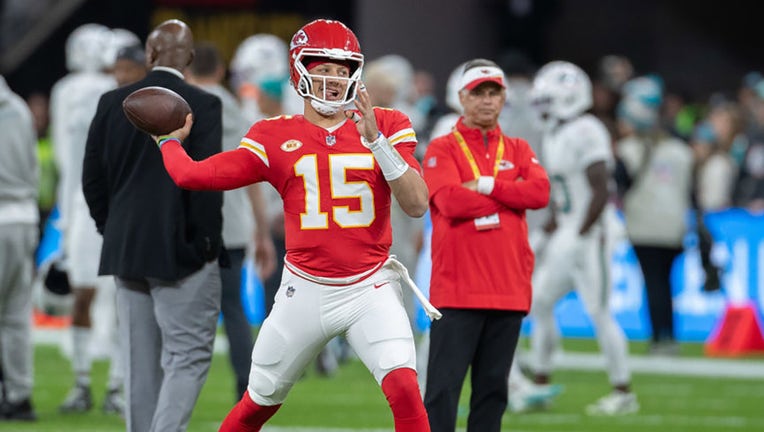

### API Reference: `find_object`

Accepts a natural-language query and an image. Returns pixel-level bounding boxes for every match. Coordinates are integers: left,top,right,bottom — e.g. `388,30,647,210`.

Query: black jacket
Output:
83,69,223,280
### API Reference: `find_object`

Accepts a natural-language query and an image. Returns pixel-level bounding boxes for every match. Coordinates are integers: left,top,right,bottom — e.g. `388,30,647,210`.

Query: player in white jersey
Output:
528,61,638,416
49,23,126,415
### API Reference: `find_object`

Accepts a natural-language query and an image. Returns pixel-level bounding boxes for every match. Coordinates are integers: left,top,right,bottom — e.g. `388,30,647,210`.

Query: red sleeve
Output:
423,136,503,219
371,107,421,174
160,140,262,190
490,138,550,210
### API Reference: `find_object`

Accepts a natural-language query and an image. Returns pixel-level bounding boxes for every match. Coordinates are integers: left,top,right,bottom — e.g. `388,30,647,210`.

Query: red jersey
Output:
422,118,550,312
160,108,420,278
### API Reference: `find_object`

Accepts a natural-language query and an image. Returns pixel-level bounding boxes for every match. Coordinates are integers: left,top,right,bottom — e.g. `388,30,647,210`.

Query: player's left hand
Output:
346,82,380,143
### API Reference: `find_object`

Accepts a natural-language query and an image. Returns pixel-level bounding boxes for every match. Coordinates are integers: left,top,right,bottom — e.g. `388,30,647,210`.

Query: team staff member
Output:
422,59,550,432
82,20,223,432
150,19,437,432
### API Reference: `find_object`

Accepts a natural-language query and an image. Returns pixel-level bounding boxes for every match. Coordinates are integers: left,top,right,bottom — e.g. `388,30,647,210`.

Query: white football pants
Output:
247,264,417,406
529,225,631,386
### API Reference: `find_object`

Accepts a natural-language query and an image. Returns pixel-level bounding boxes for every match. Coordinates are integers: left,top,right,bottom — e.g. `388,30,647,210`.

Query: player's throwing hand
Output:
153,113,193,146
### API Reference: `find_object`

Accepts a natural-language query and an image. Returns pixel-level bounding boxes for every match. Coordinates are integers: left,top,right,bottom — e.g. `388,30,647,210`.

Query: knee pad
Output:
248,324,289,405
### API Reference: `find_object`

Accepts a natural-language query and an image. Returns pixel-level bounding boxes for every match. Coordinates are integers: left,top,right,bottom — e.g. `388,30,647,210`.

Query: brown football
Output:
122,86,192,136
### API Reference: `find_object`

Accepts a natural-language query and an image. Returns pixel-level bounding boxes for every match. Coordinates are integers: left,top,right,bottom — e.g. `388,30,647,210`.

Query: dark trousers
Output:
632,245,682,343
220,248,254,397
425,308,524,432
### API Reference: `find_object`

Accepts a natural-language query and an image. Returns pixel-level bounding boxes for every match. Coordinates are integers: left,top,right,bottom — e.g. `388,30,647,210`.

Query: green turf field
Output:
5,338,764,431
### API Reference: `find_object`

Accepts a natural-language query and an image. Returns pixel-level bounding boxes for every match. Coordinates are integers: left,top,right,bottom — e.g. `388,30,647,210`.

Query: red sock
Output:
218,391,281,432
381,368,430,432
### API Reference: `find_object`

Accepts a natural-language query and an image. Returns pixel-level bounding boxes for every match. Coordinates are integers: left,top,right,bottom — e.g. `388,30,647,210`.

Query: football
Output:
122,86,192,136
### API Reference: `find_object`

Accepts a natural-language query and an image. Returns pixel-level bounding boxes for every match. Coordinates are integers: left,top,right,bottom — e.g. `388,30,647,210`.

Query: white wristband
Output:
362,133,409,181
477,176,495,195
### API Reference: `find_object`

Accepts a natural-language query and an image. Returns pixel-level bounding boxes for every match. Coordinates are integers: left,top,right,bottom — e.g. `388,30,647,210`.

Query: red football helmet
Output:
289,19,364,110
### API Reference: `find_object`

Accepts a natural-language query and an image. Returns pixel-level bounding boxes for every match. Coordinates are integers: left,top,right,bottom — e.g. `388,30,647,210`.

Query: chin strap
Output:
310,99,341,116
362,132,409,182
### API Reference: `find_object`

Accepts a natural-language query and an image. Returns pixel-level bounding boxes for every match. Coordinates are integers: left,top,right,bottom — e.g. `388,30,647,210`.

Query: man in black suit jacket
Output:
82,19,223,432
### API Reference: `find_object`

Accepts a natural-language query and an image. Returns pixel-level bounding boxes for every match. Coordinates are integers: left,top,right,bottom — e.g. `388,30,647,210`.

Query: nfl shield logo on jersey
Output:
326,135,336,146
286,286,295,298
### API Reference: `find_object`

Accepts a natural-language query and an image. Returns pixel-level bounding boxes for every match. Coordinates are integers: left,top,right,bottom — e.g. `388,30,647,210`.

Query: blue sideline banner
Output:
36,208,764,342
526,209,764,342
409,209,764,342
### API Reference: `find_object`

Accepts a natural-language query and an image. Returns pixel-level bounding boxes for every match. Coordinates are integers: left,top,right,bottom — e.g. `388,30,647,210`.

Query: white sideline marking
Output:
34,329,764,379
512,413,764,429
553,351,764,379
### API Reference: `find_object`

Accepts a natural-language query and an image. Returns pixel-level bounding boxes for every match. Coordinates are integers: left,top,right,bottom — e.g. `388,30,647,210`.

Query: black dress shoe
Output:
0,398,37,421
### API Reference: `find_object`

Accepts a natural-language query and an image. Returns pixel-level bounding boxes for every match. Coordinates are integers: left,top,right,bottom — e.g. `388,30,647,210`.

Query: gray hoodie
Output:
0,76,38,225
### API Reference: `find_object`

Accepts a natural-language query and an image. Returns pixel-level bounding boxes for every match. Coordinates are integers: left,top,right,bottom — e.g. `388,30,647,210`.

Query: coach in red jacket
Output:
422,58,550,432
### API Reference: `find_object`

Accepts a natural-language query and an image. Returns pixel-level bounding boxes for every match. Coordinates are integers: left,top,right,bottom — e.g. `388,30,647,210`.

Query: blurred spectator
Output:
364,54,426,135
733,133,764,212
186,41,277,399
364,58,426,334
592,54,634,140
49,23,124,415
229,33,302,122
0,74,39,421
691,102,744,211
25,92,57,232
598,55,634,92
364,62,398,107
495,47,548,293
101,28,140,74
497,49,542,155
229,34,290,321
427,61,467,144
738,72,762,131
251,80,288,321
733,81,764,211
411,69,440,144
113,44,147,86
614,76,694,355
690,102,744,294
661,87,703,141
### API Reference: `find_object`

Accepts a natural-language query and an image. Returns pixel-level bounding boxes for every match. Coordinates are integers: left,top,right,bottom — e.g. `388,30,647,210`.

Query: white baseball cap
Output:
460,65,506,91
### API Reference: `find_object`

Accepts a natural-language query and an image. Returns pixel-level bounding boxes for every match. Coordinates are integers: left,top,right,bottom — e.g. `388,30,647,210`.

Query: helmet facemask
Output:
293,48,363,115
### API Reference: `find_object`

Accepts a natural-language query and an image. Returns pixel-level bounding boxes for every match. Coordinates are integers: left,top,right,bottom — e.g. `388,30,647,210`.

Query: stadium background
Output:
3,0,764,346
2,0,763,102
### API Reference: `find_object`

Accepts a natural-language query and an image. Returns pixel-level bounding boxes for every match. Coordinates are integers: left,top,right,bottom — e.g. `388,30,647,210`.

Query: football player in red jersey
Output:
151,19,437,432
